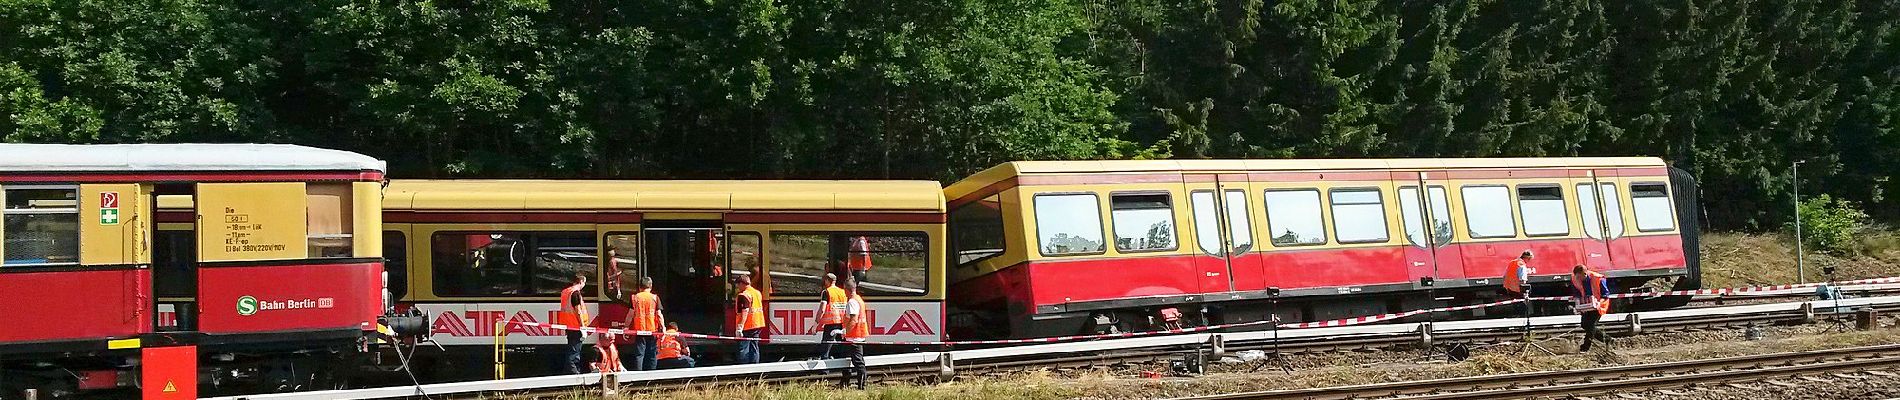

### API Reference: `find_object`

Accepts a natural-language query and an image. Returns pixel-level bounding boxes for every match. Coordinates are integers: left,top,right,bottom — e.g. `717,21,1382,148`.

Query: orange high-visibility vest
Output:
845,296,870,341
847,236,874,271
739,286,767,331
1503,259,1530,294
819,285,847,325
631,289,662,333
656,329,685,359
1571,271,1611,314
557,283,587,326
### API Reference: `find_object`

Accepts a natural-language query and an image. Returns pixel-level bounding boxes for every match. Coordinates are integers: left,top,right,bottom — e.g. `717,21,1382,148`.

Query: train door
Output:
150,187,197,332
639,222,729,336
1184,174,1258,293
1577,170,1634,273
723,226,766,337
1396,172,1465,286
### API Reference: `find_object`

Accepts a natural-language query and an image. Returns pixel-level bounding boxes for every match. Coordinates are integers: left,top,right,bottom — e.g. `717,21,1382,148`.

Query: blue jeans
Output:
563,331,586,374
737,328,763,363
631,335,659,371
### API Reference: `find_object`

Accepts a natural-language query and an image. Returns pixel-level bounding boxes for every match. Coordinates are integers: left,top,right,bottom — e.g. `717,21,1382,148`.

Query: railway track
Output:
1178,343,1900,400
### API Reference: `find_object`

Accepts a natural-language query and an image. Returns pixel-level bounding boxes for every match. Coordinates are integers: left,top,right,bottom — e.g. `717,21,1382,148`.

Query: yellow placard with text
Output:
198,183,307,262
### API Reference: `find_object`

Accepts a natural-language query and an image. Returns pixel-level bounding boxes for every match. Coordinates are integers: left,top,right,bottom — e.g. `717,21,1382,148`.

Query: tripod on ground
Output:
1249,287,1294,374
1821,266,1854,333
1515,290,1556,356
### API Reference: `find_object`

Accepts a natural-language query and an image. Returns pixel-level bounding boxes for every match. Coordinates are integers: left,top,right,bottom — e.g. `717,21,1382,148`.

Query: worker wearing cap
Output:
1571,264,1613,351
1504,250,1536,316
733,272,767,364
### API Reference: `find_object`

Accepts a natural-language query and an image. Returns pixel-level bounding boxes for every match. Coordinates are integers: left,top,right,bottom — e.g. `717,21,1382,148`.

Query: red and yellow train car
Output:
381,180,945,375
943,158,1699,339
1,144,386,397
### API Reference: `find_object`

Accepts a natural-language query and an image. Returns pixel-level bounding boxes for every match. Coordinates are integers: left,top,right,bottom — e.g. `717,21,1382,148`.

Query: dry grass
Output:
1699,231,1900,289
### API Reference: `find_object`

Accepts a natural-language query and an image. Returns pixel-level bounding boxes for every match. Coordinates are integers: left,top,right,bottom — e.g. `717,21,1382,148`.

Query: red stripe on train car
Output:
0,171,383,183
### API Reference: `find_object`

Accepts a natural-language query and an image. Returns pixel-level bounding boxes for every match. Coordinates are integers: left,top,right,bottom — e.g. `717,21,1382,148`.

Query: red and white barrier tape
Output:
514,276,1900,346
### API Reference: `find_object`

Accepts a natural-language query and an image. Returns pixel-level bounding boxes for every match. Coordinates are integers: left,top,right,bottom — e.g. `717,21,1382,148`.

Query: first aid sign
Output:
100,192,119,225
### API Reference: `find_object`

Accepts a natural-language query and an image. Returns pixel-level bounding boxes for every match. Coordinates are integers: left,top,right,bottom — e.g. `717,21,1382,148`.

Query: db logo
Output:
236,296,259,316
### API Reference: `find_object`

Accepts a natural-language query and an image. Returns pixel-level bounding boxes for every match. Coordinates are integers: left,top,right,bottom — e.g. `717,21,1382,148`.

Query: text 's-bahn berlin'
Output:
2,143,1777,400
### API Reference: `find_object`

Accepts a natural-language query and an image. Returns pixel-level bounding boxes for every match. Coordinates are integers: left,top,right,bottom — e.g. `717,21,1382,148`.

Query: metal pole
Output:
1794,160,1806,284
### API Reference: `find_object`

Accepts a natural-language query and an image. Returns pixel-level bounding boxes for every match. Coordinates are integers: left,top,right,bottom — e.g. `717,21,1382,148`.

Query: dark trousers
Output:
1579,310,1608,351
737,328,764,364
839,341,865,389
563,331,586,374
630,335,659,371
658,356,696,369
817,324,844,359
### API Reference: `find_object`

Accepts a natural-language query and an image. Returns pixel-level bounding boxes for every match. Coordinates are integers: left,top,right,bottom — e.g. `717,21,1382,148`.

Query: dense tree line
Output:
2,0,1896,230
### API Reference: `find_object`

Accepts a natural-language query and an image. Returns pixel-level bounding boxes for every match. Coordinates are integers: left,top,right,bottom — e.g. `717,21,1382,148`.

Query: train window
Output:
1398,186,1454,247
1517,185,1570,237
1224,190,1254,252
1263,189,1326,246
603,233,638,301
950,194,1007,266
1329,188,1389,244
1110,192,1177,253
1631,183,1675,232
1034,193,1106,256
430,232,596,297
1191,190,1254,255
1577,183,1626,239
1460,185,1517,239
306,183,354,258
730,232,762,284
2,186,80,266
383,231,408,306
769,233,929,297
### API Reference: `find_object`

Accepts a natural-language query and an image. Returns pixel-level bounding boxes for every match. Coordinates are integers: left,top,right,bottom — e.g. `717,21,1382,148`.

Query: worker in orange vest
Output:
815,273,847,359
1570,265,1613,352
1503,250,1535,316
655,322,695,369
556,272,590,374
840,278,870,389
624,277,665,371
847,236,874,284
733,272,767,364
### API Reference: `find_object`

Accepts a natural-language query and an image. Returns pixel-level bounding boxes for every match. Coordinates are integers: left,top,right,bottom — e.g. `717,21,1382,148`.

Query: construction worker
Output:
656,322,695,369
1504,250,1535,316
1571,265,1613,352
734,272,767,364
626,277,665,371
841,278,870,389
815,273,847,359
557,272,590,374
847,236,874,284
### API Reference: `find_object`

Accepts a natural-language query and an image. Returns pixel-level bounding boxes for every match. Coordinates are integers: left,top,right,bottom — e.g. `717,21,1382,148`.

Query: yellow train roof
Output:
385,180,946,212
945,157,1668,198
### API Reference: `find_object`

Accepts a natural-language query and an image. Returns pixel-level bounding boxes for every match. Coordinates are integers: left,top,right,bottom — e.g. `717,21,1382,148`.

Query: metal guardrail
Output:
204,294,1900,400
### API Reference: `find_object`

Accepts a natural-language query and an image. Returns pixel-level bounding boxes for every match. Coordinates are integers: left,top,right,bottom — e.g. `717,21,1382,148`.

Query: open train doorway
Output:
639,223,730,336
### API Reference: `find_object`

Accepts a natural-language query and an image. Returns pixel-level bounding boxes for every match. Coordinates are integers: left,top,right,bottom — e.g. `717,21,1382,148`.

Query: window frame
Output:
948,194,1007,268
382,230,409,306
1514,184,1571,237
1262,188,1329,247
600,231,640,302
768,231,932,297
2,185,82,267
1577,182,1627,240
427,230,597,298
1459,184,1520,239
1032,192,1108,257
1107,190,1179,253
1629,181,1677,232
1327,187,1390,244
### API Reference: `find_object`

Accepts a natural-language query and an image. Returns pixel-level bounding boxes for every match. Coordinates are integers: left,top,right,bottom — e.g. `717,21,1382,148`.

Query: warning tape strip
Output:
514,276,1900,346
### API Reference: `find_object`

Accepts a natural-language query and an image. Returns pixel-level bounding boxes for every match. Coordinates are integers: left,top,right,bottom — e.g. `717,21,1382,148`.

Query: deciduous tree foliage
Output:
2,0,1896,230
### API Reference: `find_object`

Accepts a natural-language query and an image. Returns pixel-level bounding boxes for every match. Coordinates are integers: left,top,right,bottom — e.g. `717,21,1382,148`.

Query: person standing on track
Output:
734,272,767,364
1570,265,1613,352
841,278,869,389
847,236,874,284
556,272,590,374
1504,250,1536,316
626,277,666,370
815,273,847,359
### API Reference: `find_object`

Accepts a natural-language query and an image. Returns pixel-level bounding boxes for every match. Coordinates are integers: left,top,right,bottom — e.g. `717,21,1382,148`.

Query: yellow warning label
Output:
163,381,177,392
